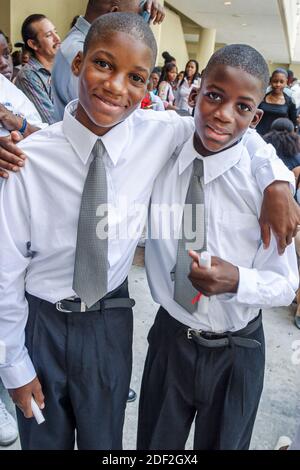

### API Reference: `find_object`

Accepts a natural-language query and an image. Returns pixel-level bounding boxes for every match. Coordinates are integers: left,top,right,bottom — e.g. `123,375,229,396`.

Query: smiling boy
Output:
0,13,194,450
0,15,298,450
138,44,299,450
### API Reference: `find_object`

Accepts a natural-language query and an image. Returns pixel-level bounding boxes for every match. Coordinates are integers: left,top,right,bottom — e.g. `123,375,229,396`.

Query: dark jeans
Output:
137,307,265,450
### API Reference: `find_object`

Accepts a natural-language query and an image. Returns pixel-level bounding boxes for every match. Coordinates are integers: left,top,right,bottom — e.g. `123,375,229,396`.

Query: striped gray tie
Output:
72,140,108,308
173,158,206,314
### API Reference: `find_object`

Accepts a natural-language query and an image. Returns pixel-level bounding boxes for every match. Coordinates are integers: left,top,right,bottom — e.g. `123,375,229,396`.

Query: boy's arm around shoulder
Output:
244,128,300,254
168,111,194,151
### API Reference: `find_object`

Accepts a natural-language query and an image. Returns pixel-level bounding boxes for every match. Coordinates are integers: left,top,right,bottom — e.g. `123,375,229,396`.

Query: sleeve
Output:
168,112,194,150
220,235,298,309
0,176,36,389
243,128,295,192
288,98,298,129
15,71,56,125
237,236,298,308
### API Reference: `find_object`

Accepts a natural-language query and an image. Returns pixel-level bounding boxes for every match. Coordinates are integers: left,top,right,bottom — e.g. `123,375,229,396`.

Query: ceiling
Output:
167,0,299,64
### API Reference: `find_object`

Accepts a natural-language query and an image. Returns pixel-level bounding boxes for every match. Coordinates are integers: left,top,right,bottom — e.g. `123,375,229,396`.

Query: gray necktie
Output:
173,158,206,313
72,140,108,308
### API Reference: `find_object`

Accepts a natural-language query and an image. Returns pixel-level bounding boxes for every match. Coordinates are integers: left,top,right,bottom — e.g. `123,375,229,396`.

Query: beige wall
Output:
268,62,289,73
157,6,188,71
0,0,11,38
290,64,300,77
8,0,87,45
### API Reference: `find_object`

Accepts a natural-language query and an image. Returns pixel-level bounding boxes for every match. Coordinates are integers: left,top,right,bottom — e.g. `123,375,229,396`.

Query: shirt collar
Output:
75,16,91,35
178,134,244,184
28,56,50,74
62,100,130,166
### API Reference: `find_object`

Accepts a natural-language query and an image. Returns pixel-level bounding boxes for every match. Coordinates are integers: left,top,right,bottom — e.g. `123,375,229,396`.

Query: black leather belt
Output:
56,280,135,313
56,297,135,313
186,312,262,349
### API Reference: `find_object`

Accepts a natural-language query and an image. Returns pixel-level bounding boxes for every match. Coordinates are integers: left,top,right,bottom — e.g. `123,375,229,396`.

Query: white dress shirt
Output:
146,136,299,334
0,102,193,388
0,74,45,137
0,101,296,388
175,77,201,114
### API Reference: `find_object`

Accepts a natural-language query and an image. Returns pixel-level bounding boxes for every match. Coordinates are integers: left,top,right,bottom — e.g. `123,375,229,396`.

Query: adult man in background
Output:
15,14,61,124
52,0,165,120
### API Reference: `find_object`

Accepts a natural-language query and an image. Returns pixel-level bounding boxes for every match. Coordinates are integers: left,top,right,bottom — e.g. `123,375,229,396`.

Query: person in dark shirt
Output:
257,68,297,135
263,117,300,170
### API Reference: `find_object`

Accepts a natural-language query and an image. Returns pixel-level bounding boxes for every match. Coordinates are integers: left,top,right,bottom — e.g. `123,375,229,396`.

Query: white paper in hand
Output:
31,397,45,425
197,251,211,315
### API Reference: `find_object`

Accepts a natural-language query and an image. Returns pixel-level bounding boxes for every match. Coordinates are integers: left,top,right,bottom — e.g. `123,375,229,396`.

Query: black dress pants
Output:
17,281,133,450
137,307,265,450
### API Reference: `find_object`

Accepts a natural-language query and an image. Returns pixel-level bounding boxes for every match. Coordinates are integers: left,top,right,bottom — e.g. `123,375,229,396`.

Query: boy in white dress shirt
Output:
0,12,193,450
0,15,298,450
137,44,299,450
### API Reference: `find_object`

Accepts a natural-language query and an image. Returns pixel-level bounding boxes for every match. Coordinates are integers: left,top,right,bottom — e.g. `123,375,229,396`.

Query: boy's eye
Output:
206,92,222,101
130,74,145,84
238,103,251,112
95,60,111,70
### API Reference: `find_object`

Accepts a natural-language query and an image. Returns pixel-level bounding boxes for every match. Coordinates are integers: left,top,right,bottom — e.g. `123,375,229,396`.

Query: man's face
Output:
194,64,263,156
73,31,153,136
0,34,13,81
31,18,61,60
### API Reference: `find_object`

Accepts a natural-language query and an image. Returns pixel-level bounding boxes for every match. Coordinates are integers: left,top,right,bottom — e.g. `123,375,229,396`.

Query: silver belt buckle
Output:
80,302,87,313
187,328,202,340
56,301,72,313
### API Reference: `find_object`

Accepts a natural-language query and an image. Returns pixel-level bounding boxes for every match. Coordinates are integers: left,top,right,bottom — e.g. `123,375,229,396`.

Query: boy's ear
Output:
72,51,84,77
249,109,264,129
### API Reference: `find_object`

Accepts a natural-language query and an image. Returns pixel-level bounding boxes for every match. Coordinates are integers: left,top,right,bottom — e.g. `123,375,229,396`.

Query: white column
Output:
196,28,216,71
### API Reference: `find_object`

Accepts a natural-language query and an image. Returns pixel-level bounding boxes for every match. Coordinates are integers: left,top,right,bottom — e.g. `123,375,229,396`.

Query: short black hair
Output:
83,12,157,68
203,44,270,98
271,68,288,79
271,118,294,133
264,123,300,159
21,14,46,55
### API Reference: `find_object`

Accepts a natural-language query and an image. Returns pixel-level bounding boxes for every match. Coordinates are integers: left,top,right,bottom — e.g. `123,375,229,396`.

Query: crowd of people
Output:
0,0,300,452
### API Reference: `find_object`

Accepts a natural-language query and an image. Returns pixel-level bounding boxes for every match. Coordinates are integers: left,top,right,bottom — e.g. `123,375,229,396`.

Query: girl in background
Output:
257,68,297,135
175,59,200,114
157,62,177,110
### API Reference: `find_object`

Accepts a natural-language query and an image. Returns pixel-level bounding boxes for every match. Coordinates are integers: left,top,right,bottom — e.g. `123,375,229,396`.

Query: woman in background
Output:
157,62,177,110
257,68,297,135
175,59,200,114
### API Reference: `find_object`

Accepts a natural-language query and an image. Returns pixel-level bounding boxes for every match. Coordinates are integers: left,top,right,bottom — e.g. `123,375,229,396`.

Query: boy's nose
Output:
104,74,126,96
214,103,234,122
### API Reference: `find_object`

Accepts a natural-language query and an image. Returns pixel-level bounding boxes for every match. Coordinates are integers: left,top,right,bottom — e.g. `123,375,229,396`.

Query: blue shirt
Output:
52,16,90,121
52,2,147,121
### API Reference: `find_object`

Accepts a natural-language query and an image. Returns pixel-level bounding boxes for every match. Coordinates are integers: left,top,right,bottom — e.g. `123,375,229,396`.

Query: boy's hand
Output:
9,376,45,419
260,181,300,255
143,1,165,24
188,251,239,297
0,132,26,178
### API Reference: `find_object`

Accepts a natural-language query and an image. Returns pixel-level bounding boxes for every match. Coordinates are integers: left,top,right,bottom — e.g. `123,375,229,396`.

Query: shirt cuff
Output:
236,266,258,304
0,354,36,389
255,159,295,194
